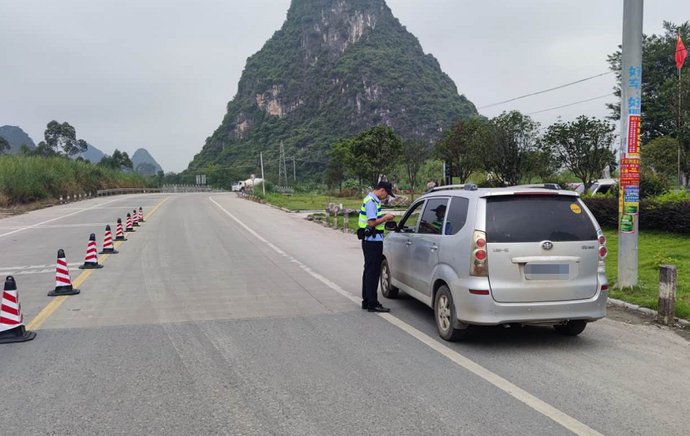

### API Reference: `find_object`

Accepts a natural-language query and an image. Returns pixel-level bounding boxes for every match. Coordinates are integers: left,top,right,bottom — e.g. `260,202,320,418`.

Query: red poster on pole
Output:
627,115,640,155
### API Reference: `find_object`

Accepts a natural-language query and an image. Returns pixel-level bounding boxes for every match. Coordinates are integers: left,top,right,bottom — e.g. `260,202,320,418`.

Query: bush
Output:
582,196,690,234
640,171,670,198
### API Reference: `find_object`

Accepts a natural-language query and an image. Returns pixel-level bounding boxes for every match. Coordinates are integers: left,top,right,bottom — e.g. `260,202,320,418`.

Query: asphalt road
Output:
0,193,688,435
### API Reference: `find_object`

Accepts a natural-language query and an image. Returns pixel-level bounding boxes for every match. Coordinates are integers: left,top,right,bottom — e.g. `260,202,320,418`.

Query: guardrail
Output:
160,184,227,193
96,188,160,196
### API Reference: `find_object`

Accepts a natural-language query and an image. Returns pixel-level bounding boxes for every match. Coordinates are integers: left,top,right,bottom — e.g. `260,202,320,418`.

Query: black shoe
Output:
362,301,368,310
367,305,390,313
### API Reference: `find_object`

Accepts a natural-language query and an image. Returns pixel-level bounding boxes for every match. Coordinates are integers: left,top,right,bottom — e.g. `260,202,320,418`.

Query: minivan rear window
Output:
485,195,597,242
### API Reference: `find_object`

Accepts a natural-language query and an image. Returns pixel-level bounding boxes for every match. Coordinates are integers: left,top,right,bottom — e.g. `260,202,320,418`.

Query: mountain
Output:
0,125,36,153
76,143,106,163
186,0,477,184
132,148,163,175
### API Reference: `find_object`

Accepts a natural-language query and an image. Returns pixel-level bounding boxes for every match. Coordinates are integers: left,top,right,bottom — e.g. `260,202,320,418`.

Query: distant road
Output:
0,193,688,435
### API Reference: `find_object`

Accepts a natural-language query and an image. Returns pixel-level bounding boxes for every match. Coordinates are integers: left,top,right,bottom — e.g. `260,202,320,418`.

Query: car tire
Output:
380,258,399,298
554,320,587,336
434,285,468,341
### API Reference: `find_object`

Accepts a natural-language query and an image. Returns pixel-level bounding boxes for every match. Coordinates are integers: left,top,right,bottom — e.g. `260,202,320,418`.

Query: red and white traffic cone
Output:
125,213,135,232
132,209,139,227
138,206,144,223
48,249,80,296
0,276,36,343
115,218,127,241
79,233,103,269
99,225,118,254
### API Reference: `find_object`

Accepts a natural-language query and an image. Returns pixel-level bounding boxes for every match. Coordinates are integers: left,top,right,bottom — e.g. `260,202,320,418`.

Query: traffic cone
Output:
0,276,36,343
99,225,118,254
132,209,139,227
138,206,144,223
48,249,80,296
125,213,135,232
115,218,127,241
79,233,103,269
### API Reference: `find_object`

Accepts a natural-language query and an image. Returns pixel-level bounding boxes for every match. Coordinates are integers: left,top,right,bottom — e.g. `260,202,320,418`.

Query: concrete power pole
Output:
617,0,643,288
278,141,288,188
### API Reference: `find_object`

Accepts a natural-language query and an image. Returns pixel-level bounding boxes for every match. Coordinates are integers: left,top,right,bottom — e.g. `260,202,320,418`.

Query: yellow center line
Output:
25,196,169,331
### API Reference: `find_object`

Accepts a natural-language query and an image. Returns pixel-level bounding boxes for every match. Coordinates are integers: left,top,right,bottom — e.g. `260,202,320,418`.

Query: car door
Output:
408,197,449,297
386,200,424,289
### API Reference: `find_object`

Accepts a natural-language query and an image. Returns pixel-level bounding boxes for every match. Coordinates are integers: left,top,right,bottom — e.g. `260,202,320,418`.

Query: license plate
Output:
524,263,569,280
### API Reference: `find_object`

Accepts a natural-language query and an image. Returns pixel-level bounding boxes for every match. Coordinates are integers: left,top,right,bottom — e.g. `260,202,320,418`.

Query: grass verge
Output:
603,228,690,319
259,193,362,211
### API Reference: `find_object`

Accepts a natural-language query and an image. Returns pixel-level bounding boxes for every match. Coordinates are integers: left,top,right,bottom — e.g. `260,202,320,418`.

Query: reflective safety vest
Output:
359,194,385,231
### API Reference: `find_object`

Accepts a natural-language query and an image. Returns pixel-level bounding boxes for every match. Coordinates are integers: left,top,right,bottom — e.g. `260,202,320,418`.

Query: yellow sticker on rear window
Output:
570,203,582,214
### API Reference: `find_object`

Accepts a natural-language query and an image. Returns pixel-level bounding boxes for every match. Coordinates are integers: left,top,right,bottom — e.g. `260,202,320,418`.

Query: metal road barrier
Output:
96,188,160,196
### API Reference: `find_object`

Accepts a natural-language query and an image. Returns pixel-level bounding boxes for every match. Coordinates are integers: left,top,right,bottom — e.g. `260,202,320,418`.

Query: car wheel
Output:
554,320,587,336
380,258,399,298
434,285,468,341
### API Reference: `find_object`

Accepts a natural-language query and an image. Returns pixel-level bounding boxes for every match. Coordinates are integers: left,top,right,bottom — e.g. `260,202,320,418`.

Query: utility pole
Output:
617,0,643,288
260,151,266,195
292,157,296,181
278,141,289,187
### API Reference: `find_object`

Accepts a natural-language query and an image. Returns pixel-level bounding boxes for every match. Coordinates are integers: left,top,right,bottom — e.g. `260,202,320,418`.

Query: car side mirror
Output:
384,221,398,231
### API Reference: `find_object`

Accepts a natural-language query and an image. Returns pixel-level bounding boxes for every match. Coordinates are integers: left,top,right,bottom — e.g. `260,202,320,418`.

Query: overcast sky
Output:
1,0,689,172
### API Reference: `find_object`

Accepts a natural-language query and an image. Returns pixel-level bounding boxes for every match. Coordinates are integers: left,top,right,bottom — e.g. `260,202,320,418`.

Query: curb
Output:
607,297,689,328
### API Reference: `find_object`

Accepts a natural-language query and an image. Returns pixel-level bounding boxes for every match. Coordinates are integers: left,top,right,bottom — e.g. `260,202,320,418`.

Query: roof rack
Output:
510,183,562,190
429,184,478,192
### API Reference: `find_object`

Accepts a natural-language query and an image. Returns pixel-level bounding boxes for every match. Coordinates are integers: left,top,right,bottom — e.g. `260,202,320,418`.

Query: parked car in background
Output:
588,178,617,195
381,184,608,341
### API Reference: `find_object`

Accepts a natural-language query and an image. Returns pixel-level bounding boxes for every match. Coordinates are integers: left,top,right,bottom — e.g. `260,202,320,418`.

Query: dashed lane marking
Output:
25,196,169,331
0,199,122,239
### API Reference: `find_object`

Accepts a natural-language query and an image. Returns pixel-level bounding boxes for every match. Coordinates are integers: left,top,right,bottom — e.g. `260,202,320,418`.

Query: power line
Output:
526,94,613,115
478,71,614,109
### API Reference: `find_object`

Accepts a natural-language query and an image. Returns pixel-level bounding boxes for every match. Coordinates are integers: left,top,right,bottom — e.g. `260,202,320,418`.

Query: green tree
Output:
486,111,541,186
607,21,690,142
523,148,560,183
0,136,9,154
641,135,681,182
435,117,490,183
348,125,403,186
98,149,134,171
326,138,353,189
401,139,430,199
113,150,133,170
543,115,617,190
40,120,88,157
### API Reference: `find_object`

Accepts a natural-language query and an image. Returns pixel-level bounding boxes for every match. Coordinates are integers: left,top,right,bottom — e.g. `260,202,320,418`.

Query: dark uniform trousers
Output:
361,240,383,308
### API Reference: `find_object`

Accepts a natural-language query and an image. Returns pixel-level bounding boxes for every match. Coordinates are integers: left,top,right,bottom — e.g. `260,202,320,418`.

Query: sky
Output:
1,0,689,172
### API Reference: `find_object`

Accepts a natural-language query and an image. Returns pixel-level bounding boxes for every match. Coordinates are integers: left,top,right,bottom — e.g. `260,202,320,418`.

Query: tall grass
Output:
0,155,149,206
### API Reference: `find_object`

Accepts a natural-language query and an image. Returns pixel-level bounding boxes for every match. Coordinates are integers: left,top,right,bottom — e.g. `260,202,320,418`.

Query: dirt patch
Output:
0,199,59,219
607,304,690,342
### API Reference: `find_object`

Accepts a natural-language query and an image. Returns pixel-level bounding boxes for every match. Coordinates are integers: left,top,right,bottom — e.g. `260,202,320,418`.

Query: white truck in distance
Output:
231,178,264,192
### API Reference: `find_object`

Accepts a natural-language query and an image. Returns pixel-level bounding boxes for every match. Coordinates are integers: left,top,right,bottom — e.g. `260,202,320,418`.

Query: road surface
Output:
0,193,688,435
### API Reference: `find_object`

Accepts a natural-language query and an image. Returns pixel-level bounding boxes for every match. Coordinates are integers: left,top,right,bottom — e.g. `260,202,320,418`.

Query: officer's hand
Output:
384,213,395,222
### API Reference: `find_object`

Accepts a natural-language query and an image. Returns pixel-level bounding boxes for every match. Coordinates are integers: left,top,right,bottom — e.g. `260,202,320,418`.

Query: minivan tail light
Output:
599,246,608,258
470,230,488,277
598,232,608,260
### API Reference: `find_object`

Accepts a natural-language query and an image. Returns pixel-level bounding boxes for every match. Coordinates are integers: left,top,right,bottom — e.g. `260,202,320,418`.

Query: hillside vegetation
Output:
186,0,476,186
0,155,149,206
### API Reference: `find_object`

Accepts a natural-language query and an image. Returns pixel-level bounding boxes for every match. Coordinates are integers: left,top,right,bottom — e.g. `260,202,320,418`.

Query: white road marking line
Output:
209,196,602,436
0,262,80,272
0,198,121,239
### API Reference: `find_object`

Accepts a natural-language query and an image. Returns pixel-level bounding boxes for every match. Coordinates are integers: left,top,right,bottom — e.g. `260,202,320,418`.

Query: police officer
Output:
359,181,396,312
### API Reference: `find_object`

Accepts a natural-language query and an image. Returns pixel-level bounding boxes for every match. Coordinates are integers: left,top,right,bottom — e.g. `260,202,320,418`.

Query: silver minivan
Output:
381,184,608,341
